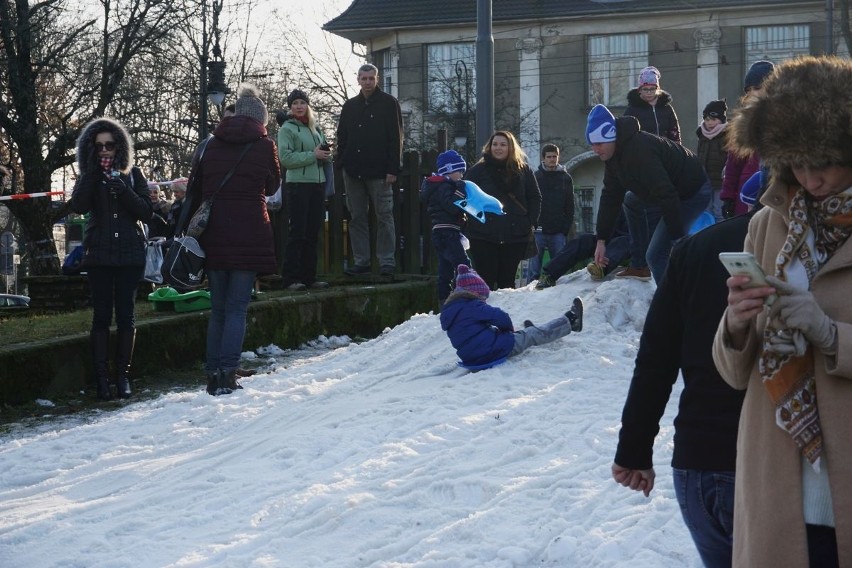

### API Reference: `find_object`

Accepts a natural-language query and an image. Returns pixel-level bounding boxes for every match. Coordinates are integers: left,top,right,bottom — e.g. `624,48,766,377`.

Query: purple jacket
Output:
196,116,280,274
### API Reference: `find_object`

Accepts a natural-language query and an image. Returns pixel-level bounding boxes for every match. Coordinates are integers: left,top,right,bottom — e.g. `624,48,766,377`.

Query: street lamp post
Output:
199,0,229,141
453,60,471,158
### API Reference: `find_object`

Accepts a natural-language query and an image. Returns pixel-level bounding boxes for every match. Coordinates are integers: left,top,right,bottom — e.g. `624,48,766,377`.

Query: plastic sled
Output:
148,286,212,312
454,180,505,223
457,356,508,372
688,210,715,235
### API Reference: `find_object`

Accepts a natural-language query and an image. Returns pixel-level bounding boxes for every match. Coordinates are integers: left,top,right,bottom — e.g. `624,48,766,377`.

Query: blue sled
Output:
457,356,508,372
454,180,505,223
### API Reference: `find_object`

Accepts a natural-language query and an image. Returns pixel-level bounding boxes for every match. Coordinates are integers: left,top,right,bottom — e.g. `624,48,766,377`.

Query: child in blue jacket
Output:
421,149,471,304
440,264,584,368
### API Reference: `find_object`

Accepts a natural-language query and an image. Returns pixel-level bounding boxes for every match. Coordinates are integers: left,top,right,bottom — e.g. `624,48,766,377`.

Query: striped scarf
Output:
759,186,852,470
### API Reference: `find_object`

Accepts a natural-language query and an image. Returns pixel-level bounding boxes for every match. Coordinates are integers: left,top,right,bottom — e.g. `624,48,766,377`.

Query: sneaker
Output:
309,281,330,289
344,264,371,276
586,262,605,281
614,266,652,281
286,282,307,291
565,297,584,333
380,265,395,277
523,319,535,329
535,273,555,290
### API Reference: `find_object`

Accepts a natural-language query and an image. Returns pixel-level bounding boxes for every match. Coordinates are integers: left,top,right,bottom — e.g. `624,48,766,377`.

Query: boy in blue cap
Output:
421,149,472,304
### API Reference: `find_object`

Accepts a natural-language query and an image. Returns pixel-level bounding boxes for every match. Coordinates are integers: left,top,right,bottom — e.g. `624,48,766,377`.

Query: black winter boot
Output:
114,328,136,399
222,368,243,391
91,329,112,401
206,369,233,396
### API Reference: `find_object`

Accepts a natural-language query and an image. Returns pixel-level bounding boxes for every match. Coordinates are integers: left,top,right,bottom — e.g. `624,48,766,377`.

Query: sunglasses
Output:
95,142,116,151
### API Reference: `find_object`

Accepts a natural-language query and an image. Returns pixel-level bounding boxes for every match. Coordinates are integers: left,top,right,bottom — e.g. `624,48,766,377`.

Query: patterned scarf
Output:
99,156,114,174
759,187,852,470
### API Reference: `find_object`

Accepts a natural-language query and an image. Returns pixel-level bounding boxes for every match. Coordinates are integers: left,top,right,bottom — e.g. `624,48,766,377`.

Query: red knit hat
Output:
455,265,490,299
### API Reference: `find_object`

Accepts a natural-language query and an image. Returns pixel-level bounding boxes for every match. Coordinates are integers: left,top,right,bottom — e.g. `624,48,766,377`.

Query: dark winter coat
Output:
595,116,708,242
464,155,541,244
192,115,280,274
336,87,403,179
614,214,749,472
695,126,728,191
439,291,516,366
421,175,466,230
624,89,681,144
70,117,153,268
534,164,574,234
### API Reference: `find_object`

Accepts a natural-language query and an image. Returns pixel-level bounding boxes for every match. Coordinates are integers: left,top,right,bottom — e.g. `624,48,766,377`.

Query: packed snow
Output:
0,271,702,567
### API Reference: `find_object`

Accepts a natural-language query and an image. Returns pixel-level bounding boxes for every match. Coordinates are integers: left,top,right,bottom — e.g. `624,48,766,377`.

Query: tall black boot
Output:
91,329,112,401
114,328,136,399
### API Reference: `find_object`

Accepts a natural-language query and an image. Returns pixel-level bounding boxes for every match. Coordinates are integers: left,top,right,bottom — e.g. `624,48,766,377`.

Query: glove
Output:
721,199,736,219
149,213,168,228
105,177,127,196
766,275,837,354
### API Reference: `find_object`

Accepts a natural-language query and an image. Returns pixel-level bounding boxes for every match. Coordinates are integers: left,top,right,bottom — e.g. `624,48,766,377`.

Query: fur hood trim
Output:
626,88,673,108
727,56,852,182
76,117,134,175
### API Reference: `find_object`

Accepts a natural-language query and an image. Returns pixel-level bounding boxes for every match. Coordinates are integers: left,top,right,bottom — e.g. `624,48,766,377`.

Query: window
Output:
378,49,395,94
576,187,596,233
588,33,648,106
745,25,810,67
426,43,476,114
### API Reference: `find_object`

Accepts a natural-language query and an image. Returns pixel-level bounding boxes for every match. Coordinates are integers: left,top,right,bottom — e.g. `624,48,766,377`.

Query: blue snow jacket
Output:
439,291,516,366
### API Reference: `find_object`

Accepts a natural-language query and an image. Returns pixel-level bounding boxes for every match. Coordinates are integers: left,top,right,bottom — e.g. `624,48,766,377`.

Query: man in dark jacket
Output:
612,211,751,567
586,104,711,283
527,143,574,282
336,63,404,277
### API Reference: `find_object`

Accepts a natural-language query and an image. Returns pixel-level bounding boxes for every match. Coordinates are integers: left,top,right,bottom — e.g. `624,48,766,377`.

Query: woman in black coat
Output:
70,117,154,400
464,131,541,290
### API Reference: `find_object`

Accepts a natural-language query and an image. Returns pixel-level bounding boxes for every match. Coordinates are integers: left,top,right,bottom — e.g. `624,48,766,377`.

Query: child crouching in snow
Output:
440,264,583,368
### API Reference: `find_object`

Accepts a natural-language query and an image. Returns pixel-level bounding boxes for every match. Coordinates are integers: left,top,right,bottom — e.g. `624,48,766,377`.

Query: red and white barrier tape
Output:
0,191,64,201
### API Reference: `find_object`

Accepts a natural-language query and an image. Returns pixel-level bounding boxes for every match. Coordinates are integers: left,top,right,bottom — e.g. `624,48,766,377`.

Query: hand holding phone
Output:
718,252,777,306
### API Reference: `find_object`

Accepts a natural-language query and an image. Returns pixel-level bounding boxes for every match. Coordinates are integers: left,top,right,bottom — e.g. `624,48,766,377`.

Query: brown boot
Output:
614,266,652,281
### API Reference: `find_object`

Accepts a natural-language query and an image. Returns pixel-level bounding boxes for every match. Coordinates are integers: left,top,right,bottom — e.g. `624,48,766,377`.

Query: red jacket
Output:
720,153,759,217
198,116,280,274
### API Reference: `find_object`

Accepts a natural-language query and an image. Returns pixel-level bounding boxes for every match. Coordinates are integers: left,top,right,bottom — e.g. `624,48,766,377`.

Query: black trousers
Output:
467,239,527,290
86,265,144,331
282,182,325,285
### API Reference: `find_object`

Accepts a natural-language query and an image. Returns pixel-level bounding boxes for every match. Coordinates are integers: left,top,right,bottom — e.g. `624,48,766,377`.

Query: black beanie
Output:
287,89,310,108
703,99,727,123
744,60,775,92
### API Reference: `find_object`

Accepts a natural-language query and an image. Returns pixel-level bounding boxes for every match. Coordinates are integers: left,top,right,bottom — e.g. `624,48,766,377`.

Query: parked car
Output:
0,293,30,312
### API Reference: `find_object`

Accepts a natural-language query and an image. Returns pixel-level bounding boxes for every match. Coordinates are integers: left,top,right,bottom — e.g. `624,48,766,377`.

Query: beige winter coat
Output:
713,181,852,568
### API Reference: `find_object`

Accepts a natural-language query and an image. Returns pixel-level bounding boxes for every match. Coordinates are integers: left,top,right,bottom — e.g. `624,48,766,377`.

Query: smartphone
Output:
718,252,777,306
320,143,331,151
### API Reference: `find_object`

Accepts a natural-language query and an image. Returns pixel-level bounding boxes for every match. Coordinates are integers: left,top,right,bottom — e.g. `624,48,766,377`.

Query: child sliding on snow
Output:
440,264,583,368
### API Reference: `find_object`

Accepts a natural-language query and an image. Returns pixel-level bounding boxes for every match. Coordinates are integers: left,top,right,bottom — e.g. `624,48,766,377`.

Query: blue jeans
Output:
673,468,735,568
431,228,471,304
623,182,711,283
526,231,567,280
205,269,256,373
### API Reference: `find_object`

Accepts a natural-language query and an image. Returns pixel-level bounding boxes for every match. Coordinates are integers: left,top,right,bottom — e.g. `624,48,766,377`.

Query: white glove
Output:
766,275,837,354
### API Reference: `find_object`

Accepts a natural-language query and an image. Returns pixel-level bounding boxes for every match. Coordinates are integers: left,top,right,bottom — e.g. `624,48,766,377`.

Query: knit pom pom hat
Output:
235,83,269,125
287,89,310,107
586,104,617,144
455,264,490,299
638,66,661,87
436,150,467,176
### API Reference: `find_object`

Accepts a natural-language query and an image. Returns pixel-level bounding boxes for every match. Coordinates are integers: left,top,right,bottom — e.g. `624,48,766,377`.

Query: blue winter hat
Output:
436,150,467,176
586,105,617,144
740,169,766,206
744,60,775,92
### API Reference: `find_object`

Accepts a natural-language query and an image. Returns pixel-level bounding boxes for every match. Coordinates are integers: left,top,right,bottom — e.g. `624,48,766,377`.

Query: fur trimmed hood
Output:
76,117,134,175
727,56,852,183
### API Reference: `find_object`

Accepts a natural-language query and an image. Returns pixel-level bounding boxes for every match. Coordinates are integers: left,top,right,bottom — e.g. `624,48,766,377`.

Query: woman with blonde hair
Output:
277,88,332,290
464,131,541,289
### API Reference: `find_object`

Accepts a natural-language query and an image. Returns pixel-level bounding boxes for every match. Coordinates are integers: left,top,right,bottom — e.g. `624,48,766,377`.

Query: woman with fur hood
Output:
713,56,852,567
70,117,154,401
624,66,681,144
